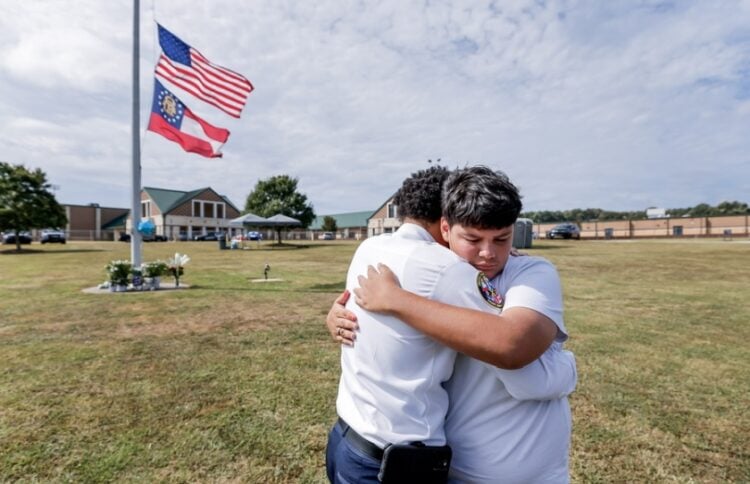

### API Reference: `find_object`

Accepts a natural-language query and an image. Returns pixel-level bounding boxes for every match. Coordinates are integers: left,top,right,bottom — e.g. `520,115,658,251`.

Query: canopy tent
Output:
229,212,271,227
229,213,303,243
229,213,302,227
265,214,302,226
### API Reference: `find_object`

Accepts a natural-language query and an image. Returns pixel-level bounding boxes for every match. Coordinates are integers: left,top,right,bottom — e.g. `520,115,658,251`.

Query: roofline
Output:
367,192,397,222
142,186,240,215
62,203,129,211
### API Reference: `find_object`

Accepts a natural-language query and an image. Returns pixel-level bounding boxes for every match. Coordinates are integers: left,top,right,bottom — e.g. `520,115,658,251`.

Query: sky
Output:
1,0,749,215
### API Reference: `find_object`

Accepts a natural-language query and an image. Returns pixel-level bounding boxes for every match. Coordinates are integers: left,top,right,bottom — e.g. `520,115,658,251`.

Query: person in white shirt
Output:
326,166,575,483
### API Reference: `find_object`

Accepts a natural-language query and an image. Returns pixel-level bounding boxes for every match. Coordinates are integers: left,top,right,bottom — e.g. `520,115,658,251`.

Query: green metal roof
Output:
143,186,239,214
310,210,374,230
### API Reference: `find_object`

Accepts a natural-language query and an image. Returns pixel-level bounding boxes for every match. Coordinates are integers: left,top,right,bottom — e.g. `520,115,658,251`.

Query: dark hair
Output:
441,165,523,229
393,166,451,223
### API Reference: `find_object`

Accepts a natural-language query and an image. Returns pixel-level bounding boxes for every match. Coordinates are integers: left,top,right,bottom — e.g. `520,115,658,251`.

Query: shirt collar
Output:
395,222,436,243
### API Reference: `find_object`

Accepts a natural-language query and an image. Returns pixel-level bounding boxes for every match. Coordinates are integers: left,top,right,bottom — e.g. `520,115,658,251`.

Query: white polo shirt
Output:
446,255,576,483
336,223,491,447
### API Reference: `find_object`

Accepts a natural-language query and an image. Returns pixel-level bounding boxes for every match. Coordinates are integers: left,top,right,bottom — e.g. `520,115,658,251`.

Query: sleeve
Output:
501,258,568,342
492,343,577,400
428,260,501,314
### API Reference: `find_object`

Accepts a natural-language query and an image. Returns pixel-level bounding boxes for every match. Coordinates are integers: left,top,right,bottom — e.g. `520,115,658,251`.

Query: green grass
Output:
1,239,749,482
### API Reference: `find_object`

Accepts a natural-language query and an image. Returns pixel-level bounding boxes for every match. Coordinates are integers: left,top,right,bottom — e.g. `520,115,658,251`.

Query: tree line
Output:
522,201,750,223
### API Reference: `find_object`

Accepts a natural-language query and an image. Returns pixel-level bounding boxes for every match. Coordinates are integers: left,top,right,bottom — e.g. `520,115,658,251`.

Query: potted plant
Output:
142,261,168,290
167,253,190,287
106,260,132,292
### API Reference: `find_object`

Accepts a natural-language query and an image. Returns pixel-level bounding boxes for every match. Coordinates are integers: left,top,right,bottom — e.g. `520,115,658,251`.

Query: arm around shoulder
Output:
354,262,558,369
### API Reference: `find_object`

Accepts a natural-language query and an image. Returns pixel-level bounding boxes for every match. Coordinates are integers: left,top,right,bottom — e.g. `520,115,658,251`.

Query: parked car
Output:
545,223,581,240
2,231,32,245
247,231,262,241
194,231,225,241
40,228,66,244
143,234,168,242
119,232,167,242
319,232,334,240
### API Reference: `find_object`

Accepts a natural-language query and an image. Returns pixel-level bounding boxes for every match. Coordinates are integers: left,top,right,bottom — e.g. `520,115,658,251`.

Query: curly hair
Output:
392,166,451,223
442,165,522,229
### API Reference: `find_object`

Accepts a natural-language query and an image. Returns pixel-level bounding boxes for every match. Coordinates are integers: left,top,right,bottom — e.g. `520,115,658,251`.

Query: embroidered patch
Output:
477,272,504,310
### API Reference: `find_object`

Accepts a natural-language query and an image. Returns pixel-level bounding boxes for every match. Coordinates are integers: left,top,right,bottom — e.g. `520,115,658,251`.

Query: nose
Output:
478,244,496,260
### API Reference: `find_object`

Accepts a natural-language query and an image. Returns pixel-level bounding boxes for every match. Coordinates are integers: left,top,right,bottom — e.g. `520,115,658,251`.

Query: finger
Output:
367,264,379,276
337,334,355,347
335,289,350,305
334,308,358,322
376,262,392,275
357,274,367,288
352,288,365,308
338,317,359,331
339,328,357,342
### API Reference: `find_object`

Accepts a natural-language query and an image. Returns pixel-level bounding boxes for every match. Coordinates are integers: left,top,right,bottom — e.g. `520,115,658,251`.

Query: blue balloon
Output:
137,219,156,235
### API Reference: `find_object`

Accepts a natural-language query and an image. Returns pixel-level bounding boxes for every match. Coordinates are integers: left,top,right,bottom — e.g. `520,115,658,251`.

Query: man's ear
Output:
440,217,451,241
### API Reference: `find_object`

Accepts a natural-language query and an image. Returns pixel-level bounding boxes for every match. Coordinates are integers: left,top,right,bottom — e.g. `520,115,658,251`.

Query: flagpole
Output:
131,0,142,267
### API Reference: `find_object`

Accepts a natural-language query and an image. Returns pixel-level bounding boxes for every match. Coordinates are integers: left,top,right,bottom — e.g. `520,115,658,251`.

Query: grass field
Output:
1,238,749,482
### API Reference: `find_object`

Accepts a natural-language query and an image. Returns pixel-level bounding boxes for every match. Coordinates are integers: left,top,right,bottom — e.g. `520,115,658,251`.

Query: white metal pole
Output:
131,0,142,267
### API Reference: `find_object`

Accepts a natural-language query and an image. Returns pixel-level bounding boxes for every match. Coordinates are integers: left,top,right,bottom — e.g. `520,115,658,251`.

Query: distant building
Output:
126,186,241,240
367,194,401,237
63,204,130,241
646,208,668,219
309,211,372,240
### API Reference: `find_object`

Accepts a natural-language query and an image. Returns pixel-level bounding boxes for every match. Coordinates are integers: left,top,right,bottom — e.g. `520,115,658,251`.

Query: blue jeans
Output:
325,420,381,483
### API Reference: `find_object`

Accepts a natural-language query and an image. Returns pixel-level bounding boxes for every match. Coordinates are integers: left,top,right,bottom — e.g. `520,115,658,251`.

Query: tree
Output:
321,215,338,233
244,175,315,243
688,203,713,217
0,162,67,251
716,200,749,215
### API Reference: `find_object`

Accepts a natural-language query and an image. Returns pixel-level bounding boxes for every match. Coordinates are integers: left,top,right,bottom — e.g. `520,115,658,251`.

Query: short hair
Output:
393,166,451,223
441,165,523,229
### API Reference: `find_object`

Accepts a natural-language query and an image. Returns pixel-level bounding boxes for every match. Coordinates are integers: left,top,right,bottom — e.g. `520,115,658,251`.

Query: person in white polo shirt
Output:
332,166,575,483
325,166,576,483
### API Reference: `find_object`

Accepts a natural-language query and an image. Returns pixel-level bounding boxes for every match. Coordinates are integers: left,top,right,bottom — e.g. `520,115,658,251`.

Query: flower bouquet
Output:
167,253,190,287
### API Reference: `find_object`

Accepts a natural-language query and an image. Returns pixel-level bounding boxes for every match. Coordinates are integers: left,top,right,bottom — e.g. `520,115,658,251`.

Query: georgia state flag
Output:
147,79,230,158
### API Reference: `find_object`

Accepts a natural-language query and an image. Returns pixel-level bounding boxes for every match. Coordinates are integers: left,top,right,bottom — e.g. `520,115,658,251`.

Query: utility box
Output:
513,218,534,249
604,228,614,239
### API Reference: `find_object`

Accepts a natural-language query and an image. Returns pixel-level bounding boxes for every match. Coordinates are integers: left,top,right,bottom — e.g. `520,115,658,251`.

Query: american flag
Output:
155,24,253,119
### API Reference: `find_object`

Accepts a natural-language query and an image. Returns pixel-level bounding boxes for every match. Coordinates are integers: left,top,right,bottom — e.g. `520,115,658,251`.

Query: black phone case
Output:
378,443,452,483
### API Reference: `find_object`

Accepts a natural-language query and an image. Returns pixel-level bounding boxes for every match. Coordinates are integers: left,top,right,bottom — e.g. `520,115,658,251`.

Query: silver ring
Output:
337,327,343,336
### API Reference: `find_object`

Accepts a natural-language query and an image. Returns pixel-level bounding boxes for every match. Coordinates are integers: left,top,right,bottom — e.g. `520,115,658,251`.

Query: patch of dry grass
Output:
1,238,749,482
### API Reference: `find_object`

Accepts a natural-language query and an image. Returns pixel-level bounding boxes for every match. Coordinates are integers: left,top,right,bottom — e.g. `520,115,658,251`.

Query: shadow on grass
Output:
1,248,107,255
309,282,346,291
259,243,315,250
227,243,327,251
187,283,345,294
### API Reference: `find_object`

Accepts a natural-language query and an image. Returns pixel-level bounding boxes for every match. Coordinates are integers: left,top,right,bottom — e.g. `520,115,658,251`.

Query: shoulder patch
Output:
477,272,504,310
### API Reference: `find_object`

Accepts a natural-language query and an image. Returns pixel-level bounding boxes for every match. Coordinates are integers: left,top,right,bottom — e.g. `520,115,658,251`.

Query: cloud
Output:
0,0,748,214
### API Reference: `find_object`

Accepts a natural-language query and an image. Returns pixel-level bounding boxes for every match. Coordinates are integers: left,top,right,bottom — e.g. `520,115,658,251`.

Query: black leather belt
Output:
337,417,384,461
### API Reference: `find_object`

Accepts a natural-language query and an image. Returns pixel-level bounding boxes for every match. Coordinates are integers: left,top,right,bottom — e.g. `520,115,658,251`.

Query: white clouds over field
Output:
0,0,748,213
